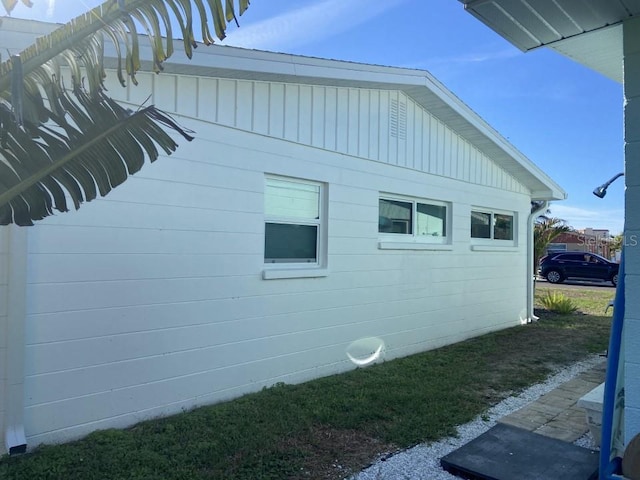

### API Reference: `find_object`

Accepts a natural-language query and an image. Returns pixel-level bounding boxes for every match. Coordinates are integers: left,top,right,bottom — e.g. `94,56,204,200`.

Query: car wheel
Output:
546,270,564,284
612,273,619,287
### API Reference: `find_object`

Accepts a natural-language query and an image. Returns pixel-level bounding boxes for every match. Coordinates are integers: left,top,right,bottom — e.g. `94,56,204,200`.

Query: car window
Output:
555,254,579,261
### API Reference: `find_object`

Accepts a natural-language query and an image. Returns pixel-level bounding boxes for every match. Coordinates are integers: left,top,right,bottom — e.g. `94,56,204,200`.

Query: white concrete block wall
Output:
624,16,640,445
0,227,8,452
21,118,531,447
1,226,28,455
0,22,535,448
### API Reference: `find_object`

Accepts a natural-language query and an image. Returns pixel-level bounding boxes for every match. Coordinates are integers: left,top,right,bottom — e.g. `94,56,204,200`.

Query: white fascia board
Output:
531,189,568,202
401,79,566,199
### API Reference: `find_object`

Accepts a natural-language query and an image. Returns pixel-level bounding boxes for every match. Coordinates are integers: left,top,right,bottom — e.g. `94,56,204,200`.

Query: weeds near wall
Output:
537,290,578,314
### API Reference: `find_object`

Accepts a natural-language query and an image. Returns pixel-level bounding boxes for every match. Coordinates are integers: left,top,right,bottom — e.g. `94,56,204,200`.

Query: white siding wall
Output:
22,116,531,447
108,72,526,194
624,17,640,444
0,227,8,449
0,225,28,455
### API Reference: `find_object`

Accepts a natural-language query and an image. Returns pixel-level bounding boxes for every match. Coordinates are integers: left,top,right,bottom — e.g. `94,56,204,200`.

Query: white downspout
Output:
4,225,27,454
527,201,548,323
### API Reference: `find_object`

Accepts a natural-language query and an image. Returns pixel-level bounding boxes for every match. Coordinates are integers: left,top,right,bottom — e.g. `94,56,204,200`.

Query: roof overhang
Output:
460,0,628,83
0,17,566,201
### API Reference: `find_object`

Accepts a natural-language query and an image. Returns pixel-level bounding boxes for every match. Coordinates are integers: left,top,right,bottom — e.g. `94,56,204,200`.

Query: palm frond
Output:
0,90,194,226
0,0,253,225
534,216,571,267
2,0,32,15
0,0,251,96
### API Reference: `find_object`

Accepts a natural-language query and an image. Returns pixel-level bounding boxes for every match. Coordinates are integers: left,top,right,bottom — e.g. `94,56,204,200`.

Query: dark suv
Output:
539,252,619,286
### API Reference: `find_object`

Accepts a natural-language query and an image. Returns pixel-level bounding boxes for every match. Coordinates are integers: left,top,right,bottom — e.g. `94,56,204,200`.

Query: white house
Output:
459,0,640,474
0,17,564,454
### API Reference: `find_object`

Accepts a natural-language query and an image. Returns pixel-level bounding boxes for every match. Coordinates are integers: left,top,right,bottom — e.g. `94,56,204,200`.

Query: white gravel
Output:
349,355,604,480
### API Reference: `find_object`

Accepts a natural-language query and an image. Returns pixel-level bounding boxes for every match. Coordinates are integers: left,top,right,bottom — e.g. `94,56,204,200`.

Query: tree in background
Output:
610,233,624,260
0,0,251,226
534,215,571,273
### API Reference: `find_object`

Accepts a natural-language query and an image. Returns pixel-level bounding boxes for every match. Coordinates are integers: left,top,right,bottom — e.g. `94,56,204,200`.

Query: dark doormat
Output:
440,423,599,480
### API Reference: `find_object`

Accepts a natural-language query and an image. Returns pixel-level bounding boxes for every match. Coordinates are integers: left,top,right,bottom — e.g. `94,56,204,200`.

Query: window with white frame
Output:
379,195,448,242
264,176,324,264
470,209,515,241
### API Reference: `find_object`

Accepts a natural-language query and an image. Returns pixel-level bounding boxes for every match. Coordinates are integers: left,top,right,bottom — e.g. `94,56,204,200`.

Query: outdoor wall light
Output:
593,172,624,198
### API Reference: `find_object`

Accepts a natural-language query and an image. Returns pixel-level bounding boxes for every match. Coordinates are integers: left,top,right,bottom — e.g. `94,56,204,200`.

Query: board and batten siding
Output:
106,72,526,195
19,113,532,448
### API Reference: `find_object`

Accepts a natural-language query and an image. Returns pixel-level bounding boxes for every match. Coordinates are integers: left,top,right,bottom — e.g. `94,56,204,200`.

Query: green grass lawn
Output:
0,286,613,480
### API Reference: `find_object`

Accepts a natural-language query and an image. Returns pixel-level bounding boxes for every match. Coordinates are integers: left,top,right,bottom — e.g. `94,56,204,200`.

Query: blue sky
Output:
9,0,626,233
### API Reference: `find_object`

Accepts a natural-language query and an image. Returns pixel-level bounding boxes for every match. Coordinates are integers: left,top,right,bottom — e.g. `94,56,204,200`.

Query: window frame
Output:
378,193,450,248
470,208,517,245
263,175,328,279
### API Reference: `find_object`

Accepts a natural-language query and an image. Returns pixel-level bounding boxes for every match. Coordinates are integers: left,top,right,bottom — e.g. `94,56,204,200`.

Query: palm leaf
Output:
0,90,194,226
534,216,571,268
1,0,32,15
0,0,252,225
0,0,252,96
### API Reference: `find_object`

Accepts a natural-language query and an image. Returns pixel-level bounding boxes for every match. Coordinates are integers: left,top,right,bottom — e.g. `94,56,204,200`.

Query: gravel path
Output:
349,355,603,480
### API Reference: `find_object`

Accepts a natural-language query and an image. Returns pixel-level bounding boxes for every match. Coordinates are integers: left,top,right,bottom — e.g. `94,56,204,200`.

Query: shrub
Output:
537,290,578,314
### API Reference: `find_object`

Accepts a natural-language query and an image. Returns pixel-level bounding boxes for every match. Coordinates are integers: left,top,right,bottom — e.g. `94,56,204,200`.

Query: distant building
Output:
548,228,612,259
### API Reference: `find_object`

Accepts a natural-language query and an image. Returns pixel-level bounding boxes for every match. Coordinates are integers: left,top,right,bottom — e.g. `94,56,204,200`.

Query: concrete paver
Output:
497,358,607,443
498,416,540,431
525,402,566,417
535,424,587,443
441,359,606,479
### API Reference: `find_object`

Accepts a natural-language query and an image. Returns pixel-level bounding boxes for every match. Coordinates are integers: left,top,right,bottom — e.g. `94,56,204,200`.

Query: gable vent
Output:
390,99,407,140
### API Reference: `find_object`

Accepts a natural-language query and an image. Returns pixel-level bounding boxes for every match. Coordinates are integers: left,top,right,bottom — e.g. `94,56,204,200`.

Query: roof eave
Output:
129,43,565,199
0,17,566,200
